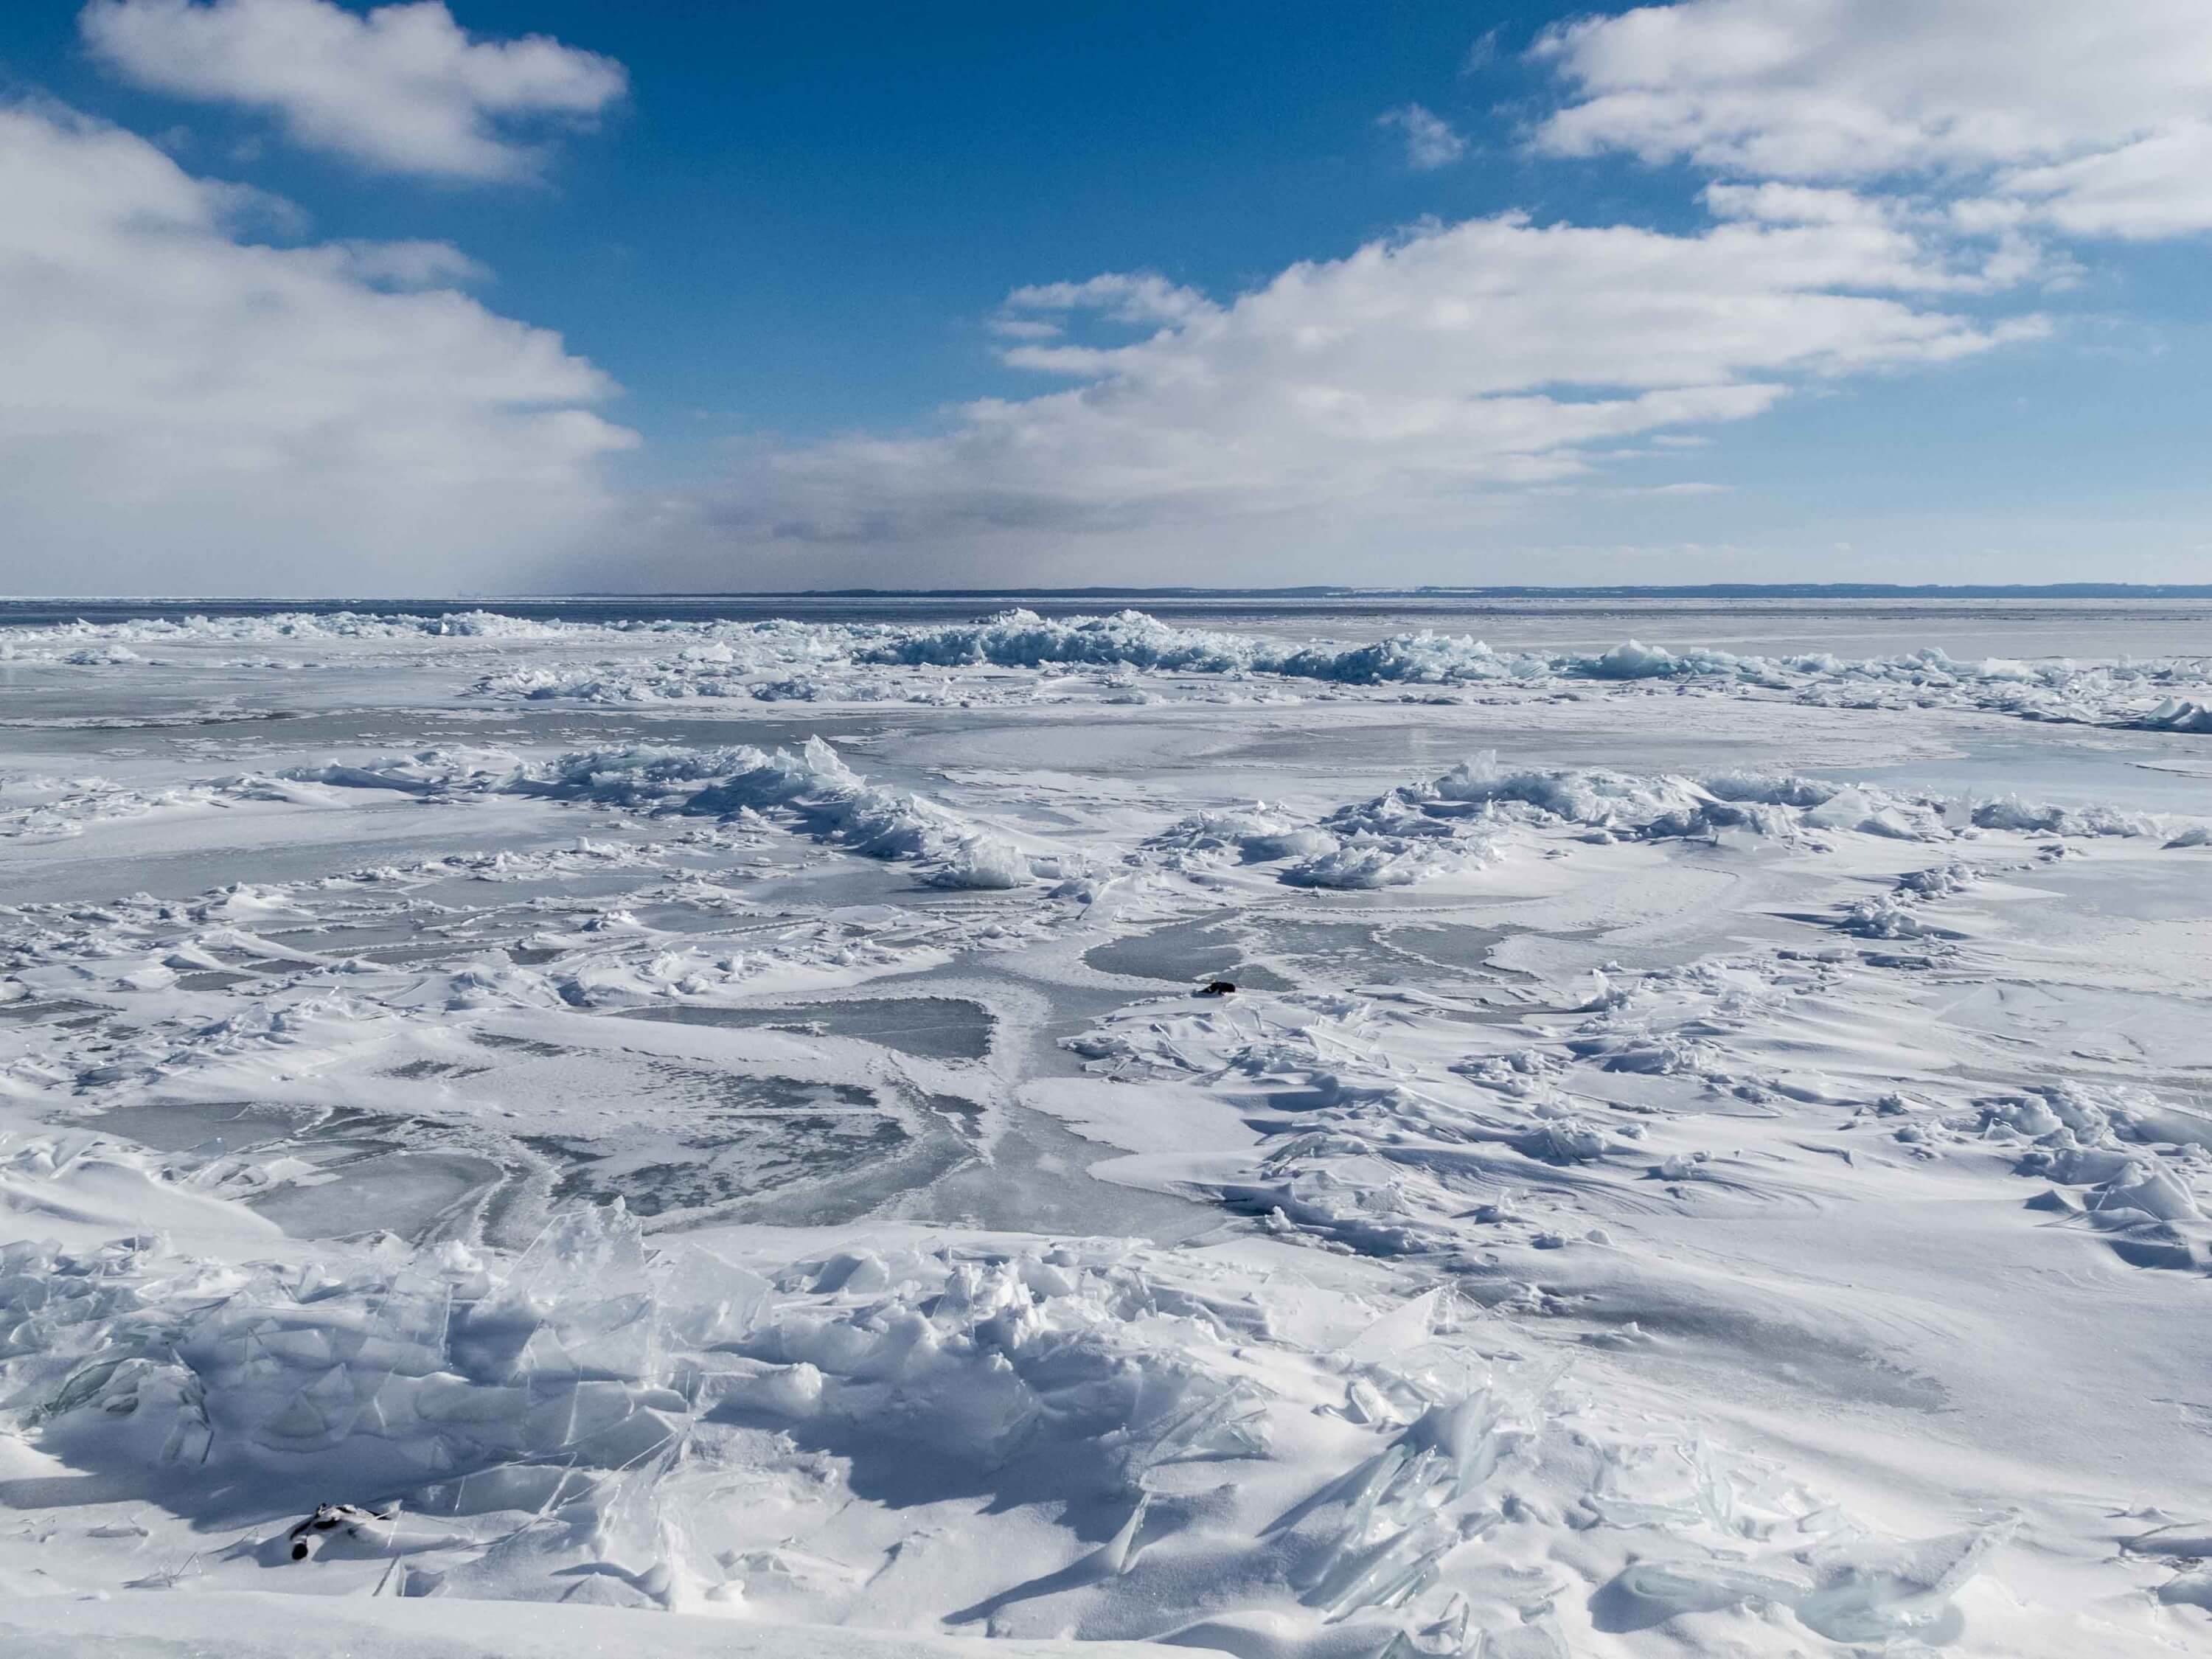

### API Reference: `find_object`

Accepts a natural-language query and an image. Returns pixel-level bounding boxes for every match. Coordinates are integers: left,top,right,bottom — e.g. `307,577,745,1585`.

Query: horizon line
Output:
7,581,2212,604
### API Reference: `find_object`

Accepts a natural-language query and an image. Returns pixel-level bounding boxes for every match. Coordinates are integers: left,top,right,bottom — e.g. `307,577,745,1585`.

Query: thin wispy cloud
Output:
1378,102,1469,170
997,273,1213,335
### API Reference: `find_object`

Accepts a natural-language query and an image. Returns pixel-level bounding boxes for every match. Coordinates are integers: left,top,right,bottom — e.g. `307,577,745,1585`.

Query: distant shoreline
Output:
689,583,2212,601
7,583,2212,605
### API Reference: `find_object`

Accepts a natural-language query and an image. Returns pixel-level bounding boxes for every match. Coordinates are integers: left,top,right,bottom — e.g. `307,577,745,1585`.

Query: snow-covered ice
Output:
1,600,2209,1656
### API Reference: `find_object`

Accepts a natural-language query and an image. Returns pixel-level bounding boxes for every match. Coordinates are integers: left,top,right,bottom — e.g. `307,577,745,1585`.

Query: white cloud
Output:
1379,103,1469,170
81,0,625,182
1533,0,2212,239
331,237,490,287
627,210,2039,585
1699,181,2065,290
0,103,636,594
984,316,1065,341
1701,181,1892,227
1001,273,1212,328
2004,123,2212,240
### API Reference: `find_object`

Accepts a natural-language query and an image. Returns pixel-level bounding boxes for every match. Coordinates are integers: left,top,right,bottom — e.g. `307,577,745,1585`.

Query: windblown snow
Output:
1,601,2208,1658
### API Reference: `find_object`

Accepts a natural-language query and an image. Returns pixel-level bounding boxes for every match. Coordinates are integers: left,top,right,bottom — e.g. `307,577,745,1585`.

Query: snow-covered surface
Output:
1,602,2208,1656
6,603,2209,735
0,1591,1183,1658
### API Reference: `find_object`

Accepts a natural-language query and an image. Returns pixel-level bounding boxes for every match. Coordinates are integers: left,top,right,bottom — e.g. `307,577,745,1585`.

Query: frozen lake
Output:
0,599,2207,1656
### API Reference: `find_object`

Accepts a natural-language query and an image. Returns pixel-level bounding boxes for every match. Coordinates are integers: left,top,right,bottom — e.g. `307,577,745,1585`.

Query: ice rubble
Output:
1139,750,2194,895
1332,757,1934,847
1967,795,2157,838
7,633,2211,1652
12,603,2209,733
274,737,990,866
3,736,1040,888
495,739,1037,888
500,740,1029,882
1594,1516,2015,1646
439,608,2212,732
2137,696,2212,734
2,1204,688,1490
0,1180,1263,1523
0,796,2054,1650
1,610,584,644
0,1187,2011,1652
1837,862,1981,940
1981,1082,2212,1270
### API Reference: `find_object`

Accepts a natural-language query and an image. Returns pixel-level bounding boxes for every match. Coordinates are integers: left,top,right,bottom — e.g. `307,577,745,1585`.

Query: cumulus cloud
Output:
81,0,625,181
42,0,2188,593
0,103,635,594
1378,103,1469,170
1533,0,2212,239
622,209,2040,585
620,1,2174,588
2004,124,2212,240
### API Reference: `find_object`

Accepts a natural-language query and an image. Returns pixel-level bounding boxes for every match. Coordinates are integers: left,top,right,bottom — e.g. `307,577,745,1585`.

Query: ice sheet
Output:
1,603,2209,1656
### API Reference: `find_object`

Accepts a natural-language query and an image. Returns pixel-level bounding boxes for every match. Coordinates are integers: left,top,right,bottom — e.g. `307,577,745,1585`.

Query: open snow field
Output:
1,597,2209,1657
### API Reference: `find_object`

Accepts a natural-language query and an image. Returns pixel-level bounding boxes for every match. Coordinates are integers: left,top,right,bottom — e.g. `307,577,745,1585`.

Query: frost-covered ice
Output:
468,613,2212,737
1,602,2211,1657
8,603,2211,736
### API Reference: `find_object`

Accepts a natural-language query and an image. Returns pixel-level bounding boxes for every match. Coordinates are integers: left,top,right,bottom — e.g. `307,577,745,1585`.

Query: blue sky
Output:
2,1,2210,593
